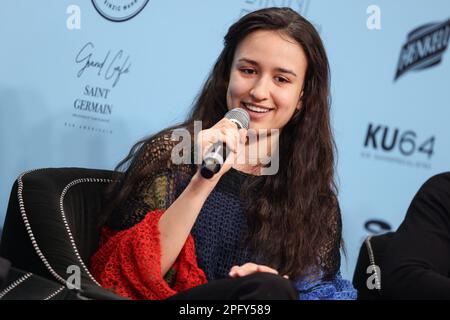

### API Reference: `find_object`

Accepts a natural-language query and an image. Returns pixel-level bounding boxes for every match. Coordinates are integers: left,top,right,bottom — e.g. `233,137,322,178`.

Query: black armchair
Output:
0,167,125,300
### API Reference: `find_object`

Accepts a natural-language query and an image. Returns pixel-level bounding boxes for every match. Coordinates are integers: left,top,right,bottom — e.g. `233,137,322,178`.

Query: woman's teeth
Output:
243,103,271,113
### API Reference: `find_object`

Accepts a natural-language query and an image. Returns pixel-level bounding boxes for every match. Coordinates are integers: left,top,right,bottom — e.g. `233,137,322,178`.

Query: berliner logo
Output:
395,18,450,80
92,0,150,22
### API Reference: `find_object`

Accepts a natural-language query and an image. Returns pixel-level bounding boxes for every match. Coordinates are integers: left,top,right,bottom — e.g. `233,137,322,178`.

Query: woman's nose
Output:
249,77,270,101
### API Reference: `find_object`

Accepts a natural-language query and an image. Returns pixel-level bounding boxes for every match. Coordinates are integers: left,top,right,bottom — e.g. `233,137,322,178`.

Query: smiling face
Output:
226,29,308,131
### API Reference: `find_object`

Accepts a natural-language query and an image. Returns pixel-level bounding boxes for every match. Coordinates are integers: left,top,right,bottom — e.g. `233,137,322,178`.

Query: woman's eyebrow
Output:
237,58,297,77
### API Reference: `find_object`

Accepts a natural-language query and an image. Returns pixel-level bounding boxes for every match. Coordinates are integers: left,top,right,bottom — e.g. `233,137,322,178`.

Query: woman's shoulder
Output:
140,130,179,160
134,128,195,173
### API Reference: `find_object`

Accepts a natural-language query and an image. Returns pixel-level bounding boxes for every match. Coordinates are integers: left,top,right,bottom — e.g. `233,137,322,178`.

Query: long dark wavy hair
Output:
100,7,340,280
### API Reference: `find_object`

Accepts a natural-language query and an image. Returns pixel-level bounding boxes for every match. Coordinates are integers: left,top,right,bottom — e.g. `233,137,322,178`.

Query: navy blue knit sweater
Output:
176,167,356,300
181,167,253,280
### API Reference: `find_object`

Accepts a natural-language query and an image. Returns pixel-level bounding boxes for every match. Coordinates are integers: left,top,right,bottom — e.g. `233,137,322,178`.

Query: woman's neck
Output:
232,130,279,176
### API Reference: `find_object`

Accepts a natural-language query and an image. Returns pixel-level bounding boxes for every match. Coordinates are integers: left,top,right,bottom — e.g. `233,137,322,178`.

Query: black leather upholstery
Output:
0,167,125,299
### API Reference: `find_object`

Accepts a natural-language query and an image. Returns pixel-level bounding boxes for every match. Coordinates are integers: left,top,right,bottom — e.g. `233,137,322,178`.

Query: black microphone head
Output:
225,107,250,129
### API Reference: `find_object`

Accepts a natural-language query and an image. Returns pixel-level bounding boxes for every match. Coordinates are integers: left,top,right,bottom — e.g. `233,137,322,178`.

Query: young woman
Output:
90,7,356,300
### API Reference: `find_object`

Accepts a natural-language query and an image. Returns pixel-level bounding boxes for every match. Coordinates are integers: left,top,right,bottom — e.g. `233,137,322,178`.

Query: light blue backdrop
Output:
1,0,449,281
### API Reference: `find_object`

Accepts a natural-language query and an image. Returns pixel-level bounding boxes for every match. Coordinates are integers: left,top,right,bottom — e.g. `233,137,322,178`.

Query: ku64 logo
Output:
364,123,435,158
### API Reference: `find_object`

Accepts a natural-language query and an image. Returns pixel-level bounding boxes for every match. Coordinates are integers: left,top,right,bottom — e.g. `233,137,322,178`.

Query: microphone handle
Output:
199,116,246,179
200,142,228,179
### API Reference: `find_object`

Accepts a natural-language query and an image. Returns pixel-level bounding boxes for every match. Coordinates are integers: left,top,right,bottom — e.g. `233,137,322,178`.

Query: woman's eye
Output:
275,76,289,83
240,68,255,75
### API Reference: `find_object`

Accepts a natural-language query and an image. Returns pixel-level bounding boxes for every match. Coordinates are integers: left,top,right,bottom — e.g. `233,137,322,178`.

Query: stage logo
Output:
395,18,450,80
364,220,392,235
361,122,435,170
92,0,149,22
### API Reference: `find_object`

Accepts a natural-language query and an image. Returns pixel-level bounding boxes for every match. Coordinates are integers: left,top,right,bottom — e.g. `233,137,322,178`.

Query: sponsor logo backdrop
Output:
0,0,449,280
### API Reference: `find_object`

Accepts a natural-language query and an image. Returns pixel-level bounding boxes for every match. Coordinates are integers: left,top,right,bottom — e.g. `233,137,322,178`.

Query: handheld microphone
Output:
200,108,250,179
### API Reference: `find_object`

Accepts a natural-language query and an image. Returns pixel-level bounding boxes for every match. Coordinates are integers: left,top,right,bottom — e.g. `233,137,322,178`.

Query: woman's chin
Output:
249,124,275,133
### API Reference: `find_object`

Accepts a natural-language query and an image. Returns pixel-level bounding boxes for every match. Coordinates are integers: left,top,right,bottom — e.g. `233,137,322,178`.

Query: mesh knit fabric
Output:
91,210,207,299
